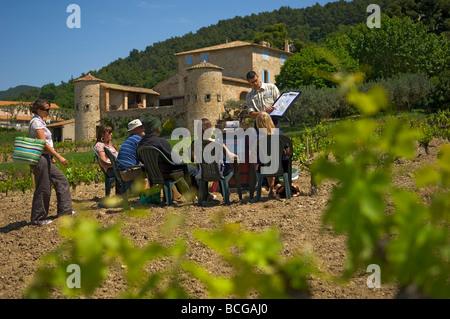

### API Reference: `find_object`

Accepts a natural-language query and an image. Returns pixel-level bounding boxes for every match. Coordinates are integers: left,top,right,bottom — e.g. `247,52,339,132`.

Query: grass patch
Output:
64,151,97,165
0,131,24,144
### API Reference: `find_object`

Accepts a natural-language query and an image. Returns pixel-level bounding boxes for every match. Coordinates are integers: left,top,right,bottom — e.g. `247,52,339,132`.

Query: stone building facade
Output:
74,74,160,141
74,40,292,141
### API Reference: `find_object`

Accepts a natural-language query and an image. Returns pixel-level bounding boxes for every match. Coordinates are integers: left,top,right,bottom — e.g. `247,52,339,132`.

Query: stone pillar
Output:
124,92,128,110
141,94,147,108
105,90,110,112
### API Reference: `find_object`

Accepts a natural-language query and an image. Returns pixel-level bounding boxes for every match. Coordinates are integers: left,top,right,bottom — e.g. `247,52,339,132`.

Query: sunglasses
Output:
41,108,51,112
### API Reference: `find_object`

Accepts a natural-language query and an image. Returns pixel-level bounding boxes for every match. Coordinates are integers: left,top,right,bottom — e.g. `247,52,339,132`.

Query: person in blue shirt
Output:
117,119,147,186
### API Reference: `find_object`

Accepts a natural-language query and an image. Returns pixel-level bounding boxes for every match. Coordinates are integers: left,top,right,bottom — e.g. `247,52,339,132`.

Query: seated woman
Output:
255,112,297,198
190,118,238,198
93,125,118,178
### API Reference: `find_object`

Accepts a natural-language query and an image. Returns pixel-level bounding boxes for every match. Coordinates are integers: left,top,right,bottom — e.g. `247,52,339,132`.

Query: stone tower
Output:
73,73,104,142
185,62,224,135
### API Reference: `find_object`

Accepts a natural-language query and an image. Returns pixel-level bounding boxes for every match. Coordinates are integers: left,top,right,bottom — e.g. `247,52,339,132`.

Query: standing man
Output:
246,71,281,126
117,119,146,183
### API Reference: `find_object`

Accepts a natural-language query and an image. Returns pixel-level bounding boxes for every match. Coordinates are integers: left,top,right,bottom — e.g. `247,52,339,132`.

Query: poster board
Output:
270,91,302,118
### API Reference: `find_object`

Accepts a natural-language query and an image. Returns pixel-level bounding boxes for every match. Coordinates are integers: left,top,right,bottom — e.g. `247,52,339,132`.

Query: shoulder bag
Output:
12,119,47,165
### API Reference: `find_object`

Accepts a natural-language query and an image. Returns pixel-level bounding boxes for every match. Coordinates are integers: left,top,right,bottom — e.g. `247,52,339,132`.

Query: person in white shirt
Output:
246,71,281,126
29,99,74,226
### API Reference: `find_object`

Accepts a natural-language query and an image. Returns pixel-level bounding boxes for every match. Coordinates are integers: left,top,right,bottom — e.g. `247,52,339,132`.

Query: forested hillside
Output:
89,0,396,89
6,0,449,109
0,85,40,101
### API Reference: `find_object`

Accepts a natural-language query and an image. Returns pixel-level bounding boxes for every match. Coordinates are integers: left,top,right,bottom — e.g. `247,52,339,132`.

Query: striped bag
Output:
12,120,46,165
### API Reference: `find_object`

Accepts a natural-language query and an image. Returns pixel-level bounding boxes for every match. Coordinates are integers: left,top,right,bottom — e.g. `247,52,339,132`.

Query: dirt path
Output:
0,139,446,299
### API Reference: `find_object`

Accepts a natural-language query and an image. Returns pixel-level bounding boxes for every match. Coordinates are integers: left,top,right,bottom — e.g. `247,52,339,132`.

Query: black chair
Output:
104,147,144,204
195,140,238,206
250,134,293,201
137,145,191,206
92,146,117,197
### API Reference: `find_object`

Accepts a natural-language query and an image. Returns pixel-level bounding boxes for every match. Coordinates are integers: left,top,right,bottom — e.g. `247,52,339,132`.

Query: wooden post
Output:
306,137,310,157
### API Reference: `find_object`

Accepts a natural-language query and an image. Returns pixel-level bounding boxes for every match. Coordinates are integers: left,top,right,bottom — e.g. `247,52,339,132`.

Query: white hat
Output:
127,119,143,132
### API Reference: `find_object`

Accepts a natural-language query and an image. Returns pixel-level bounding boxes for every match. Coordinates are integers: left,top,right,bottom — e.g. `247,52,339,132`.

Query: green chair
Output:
250,134,293,201
196,140,237,206
92,146,118,197
104,147,144,205
137,146,191,206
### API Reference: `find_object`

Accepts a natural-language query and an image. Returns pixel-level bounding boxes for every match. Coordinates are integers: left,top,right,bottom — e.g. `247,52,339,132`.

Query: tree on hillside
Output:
327,15,449,81
275,45,359,90
387,0,450,39
253,23,288,50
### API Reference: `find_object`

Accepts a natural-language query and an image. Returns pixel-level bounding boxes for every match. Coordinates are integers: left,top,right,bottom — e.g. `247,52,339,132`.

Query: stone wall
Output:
222,79,250,103
102,105,187,130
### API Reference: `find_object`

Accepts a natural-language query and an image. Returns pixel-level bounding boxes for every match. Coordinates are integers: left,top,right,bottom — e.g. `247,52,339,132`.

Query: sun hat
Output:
127,119,143,132
142,116,161,133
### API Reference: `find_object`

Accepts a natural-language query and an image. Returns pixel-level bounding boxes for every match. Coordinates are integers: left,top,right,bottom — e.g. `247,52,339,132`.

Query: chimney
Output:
284,40,290,53
259,41,270,48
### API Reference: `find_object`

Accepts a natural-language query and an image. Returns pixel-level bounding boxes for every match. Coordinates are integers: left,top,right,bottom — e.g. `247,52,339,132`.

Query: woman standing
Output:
93,125,118,178
29,99,74,226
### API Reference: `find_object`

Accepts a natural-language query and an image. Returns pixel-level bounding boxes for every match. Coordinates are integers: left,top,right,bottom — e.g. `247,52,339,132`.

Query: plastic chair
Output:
250,134,293,201
196,140,236,205
92,146,117,197
104,147,144,204
137,145,191,206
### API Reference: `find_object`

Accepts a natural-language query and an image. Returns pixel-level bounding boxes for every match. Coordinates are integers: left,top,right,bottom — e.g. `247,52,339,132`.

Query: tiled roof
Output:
152,72,179,90
175,40,294,56
74,73,105,83
222,76,251,85
186,62,223,71
0,101,60,109
100,83,160,95
0,115,57,122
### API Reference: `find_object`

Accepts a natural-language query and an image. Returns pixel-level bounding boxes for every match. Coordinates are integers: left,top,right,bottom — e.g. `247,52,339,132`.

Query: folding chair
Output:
104,147,144,205
196,140,237,205
250,134,293,201
92,146,118,197
137,145,191,206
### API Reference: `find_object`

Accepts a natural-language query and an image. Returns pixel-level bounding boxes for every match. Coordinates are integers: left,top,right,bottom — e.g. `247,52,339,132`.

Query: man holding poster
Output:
246,71,281,126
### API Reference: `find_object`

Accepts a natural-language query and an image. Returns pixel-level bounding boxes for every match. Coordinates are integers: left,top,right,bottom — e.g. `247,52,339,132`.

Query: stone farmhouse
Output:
74,40,293,141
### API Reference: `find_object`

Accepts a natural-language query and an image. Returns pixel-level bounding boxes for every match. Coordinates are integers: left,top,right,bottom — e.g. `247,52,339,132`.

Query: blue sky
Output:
0,0,335,91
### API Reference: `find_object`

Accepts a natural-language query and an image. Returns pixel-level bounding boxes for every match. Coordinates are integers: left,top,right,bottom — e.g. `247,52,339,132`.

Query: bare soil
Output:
0,138,446,299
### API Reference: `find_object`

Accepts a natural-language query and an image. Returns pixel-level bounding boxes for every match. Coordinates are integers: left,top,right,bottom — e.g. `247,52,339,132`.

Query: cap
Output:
142,116,161,133
127,119,143,132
